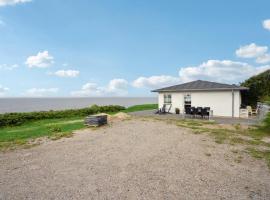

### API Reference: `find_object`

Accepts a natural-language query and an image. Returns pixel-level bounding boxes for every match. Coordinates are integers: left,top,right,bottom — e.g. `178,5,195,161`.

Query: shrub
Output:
0,105,125,127
259,112,270,134
48,125,62,133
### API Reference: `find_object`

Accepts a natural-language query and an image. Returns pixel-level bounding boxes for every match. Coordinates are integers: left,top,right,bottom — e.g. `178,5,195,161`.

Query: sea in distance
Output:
0,97,157,114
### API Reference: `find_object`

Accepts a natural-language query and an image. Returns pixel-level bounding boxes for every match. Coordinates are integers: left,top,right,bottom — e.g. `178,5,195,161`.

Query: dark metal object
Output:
155,104,172,114
84,115,108,127
185,106,210,119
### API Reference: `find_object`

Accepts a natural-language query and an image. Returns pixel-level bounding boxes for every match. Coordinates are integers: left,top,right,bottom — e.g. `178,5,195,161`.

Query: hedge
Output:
0,105,125,127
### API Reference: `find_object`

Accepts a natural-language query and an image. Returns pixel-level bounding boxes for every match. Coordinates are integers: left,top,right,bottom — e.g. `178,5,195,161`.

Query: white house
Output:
152,80,249,118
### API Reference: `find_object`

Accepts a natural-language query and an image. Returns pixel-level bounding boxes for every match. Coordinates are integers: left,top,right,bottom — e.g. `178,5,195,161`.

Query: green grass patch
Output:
0,117,85,151
229,137,246,145
246,147,264,159
123,104,158,113
246,147,270,168
242,113,270,140
234,155,243,163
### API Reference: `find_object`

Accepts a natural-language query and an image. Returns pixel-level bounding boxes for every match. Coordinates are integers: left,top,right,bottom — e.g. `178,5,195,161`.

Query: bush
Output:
48,125,62,133
241,69,270,106
0,105,125,128
260,112,270,133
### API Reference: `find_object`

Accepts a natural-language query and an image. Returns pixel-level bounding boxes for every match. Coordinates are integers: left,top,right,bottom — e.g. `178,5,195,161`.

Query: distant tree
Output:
240,70,270,106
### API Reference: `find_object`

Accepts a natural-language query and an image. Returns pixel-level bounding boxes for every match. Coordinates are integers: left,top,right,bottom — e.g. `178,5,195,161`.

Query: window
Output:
184,94,191,109
164,94,172,104
184,94,191,103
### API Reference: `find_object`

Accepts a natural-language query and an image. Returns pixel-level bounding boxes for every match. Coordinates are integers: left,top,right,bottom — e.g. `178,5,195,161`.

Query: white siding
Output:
158,90,241,117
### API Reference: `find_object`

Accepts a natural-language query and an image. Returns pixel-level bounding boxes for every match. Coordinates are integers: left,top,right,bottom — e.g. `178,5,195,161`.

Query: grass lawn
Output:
123,104,158,113
0,104,158,151
0,117,85,151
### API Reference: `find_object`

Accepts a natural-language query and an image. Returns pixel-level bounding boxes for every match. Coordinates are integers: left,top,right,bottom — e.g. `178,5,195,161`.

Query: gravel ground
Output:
129,110,259,125
0,119,270,200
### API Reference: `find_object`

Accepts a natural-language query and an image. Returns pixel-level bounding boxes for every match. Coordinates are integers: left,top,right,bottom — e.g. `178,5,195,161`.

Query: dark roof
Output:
152,80,248,92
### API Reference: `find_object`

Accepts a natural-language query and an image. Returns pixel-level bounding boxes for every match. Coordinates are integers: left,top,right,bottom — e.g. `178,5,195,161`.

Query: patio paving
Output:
129,110,260,125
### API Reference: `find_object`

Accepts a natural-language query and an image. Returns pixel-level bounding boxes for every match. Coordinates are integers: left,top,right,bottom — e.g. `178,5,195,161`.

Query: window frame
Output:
163,94,172,104
184,93,191,103
184,93,191,105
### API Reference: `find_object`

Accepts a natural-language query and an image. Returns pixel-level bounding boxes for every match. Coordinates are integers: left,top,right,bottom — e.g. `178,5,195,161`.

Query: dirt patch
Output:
262,137,270,144
111,112,131,120
0,119,269,199
96,112,131,123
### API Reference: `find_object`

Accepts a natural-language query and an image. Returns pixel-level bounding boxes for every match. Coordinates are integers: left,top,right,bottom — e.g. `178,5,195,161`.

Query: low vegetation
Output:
0,117,85,151
0,105,125,127
123,104,157,113
241,69,270,106
166,113,270,168
138,113,270,168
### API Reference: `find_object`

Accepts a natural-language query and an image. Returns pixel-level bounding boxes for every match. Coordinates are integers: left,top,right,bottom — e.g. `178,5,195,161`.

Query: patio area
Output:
129,110,260,125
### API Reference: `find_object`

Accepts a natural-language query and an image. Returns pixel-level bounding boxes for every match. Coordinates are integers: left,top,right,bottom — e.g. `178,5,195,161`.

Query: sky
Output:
0,0,270,97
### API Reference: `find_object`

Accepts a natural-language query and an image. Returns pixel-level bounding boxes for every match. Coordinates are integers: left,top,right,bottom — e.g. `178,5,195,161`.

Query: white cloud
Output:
0,64,18,70
263,19,270,31
25,51,54,68
178,60,270,83
107,79,128,92
0,0,31,6
53,70,80,78
24,88,59,97
0,85,9,96
71,79,128,97
132,75,180,89
235,43,270,64
253,65,270,75
256,54,270,64
236,43,268,58
132,60,270,90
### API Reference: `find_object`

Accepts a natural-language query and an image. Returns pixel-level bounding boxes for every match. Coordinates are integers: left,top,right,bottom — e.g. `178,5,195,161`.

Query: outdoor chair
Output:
247,106,252,116
155,104,172,114
190,107,195,118
167,104,172,113
155,104,165,114
197,107,203,118
252,108,258,115
247,106,257,116
185,107,191,118
202,107,210,119
194,107,199,118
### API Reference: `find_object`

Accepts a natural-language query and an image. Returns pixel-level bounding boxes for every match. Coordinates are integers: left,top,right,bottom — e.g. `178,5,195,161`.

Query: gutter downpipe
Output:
232,89,234,118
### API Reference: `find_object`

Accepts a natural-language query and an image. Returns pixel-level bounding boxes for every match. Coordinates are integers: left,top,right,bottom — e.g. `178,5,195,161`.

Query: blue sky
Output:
0,0,270,97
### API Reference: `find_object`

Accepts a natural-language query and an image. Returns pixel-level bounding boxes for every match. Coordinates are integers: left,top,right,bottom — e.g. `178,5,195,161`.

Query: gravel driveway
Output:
0,119,270,199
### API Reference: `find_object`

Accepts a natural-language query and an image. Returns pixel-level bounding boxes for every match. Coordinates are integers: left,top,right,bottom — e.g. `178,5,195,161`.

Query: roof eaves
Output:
152,87,249,92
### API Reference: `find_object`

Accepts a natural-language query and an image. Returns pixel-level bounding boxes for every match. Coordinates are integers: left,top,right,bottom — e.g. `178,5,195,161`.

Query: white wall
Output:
158,93,184,113
158,90,241,117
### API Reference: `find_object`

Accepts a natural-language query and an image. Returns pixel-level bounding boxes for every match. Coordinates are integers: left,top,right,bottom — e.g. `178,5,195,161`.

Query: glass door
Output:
184,94,191,110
